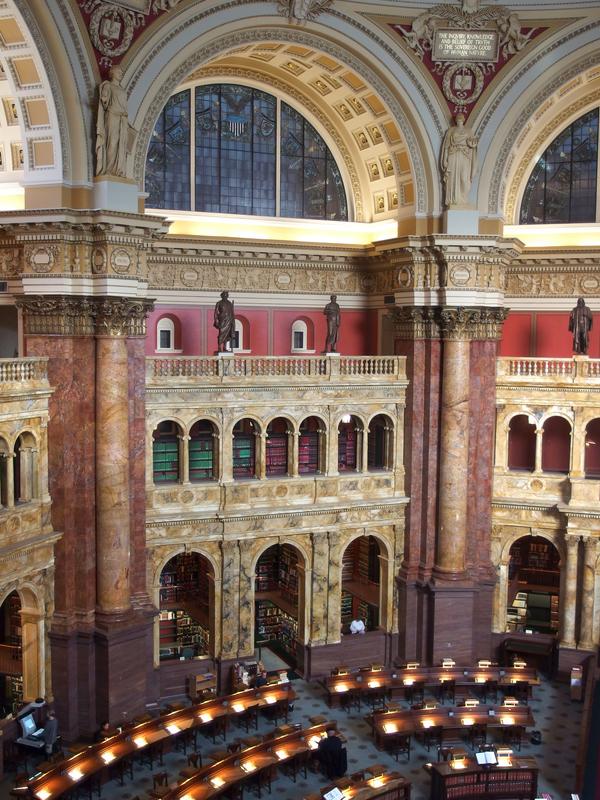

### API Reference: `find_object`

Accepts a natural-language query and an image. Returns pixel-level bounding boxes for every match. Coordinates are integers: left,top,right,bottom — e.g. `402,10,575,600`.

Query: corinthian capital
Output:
93,298,154,337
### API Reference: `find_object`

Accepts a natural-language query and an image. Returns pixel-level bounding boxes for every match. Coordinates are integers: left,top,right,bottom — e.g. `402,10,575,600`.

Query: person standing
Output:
317,727,346,779
213,291,236,353
42,709,59,757
569,297,593,354
323,294,341,353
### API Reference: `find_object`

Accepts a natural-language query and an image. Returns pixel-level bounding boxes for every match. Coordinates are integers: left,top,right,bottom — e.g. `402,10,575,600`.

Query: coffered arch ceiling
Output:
168,41,418,223
128,21,437,221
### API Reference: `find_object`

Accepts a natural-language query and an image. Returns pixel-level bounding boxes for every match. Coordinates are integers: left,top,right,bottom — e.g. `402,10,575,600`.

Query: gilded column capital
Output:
93,297,154,337
390,305,508,341
16,295,96,336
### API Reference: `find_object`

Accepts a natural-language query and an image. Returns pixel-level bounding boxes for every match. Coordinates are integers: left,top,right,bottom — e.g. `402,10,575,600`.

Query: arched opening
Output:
159,552,213,661
266,417,290,477
507,414,536,471
255,543,304,668
341,536,381,633
338,415,363,472
506,536,560,634
585,418,600,478
152,420,182,483
367,414,393,471
541,416,571,474
189,420,218,481
0,591,22,713
14,432,37,503
298,416,324,475
156,315,181,352
233,419,259,479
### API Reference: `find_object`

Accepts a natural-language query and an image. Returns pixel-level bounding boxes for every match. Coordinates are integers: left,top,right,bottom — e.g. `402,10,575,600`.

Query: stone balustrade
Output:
146,354,405,384
497,356,600,382
0,357,48,384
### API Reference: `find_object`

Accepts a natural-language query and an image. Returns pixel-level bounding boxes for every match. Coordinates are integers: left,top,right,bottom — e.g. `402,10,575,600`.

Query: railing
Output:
147,354,406,383
497,357,600,382
0,357,48,383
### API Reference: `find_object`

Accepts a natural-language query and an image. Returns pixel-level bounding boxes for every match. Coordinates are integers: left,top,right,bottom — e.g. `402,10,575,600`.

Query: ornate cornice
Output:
391,305,508,340
16,295,154,337
506,254,600,298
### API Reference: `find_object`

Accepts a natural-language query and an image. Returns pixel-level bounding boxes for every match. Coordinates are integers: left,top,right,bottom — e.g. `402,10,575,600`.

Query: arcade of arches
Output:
0,0,599,772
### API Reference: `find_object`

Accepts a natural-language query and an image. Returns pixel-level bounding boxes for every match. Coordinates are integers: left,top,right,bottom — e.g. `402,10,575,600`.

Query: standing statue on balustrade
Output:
440,113,478,207
324,294,341,353
214,291,235,353
569,297,593,355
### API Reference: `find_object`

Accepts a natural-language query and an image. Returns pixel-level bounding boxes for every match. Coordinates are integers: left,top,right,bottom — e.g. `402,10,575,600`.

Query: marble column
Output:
310,531,329,644
534,428,543,473
18,447,33,502
326,531,342,644
5,453,15,508
238,541,255,657
561,535,580,648
361,425,369,472
95,334,131,614
569,413,585,478
258,432,267,480
180,435,190,484
290,431,300,478
436,338,470,575
493,563,508,633
327,416,339,477
221,540,241,658
579,536,598,649
20,610,42,700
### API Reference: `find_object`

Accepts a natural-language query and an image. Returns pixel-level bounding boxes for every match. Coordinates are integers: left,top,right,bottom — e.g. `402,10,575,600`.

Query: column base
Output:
94,608,156,727
49,625,96,740
427,578,494,664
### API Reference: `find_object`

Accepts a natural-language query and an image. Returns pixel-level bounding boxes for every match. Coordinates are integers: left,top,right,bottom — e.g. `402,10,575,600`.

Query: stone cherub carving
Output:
569,297,593,355
440,113,478,207
95,65,135,178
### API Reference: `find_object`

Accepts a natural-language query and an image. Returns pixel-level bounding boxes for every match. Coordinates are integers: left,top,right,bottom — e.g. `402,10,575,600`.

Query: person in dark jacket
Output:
42,710,59,756
317,727,347,779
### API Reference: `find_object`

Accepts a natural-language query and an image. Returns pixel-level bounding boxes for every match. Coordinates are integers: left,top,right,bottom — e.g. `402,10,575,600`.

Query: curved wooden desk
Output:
22,682,296,800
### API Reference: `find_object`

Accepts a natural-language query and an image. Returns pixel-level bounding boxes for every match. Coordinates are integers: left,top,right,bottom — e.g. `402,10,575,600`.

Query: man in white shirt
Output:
349,617,366,635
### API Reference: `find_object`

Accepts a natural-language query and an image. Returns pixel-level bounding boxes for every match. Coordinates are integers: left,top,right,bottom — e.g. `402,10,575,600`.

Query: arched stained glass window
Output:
520,109,599,224
145,84,348,221
146,90,191,210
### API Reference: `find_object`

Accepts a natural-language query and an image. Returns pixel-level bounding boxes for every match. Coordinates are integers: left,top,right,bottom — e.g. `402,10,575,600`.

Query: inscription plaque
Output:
433,29,499,62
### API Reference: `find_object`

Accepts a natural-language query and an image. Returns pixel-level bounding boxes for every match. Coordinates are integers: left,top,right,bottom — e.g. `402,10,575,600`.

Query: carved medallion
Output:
88,4,137,59
110,247,132,274
28,246,57,273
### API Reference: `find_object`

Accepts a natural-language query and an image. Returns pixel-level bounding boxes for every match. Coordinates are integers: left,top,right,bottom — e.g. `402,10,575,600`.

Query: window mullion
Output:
190,88,195,211
276,97,281,217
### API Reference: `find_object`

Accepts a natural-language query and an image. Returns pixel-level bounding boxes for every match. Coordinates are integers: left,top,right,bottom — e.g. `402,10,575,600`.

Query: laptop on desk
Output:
16,713,46,749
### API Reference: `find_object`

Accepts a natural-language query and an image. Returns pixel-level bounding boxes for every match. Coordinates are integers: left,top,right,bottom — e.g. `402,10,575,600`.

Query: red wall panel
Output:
499,313,532,357
146,307,203,355
535,313,573,357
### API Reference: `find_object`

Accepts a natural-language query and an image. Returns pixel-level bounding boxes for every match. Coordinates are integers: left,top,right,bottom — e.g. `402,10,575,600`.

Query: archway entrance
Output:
158,553,213,661
341,536,381,632
0,591,23,713
255,544,303,668
506,536,560,634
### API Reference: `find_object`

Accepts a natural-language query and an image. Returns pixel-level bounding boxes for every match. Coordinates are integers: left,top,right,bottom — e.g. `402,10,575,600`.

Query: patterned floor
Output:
3,651,583,800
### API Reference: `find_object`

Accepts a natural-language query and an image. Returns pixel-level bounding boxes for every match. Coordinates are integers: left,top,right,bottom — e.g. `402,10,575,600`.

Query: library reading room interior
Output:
1,0,600,798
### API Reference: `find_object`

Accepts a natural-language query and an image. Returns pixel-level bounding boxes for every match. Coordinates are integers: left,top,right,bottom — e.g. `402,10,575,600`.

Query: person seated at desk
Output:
349,617,366,635
95,720,113,742
254,670,269,688
317,727,347,779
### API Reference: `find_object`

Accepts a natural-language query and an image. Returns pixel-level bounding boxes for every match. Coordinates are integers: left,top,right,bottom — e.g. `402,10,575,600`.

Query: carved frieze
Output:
506,257,600,298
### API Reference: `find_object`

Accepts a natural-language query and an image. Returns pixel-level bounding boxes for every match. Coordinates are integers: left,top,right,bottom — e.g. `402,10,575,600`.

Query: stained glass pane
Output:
149,85,347,221
145,90,190,210
520,109,598,224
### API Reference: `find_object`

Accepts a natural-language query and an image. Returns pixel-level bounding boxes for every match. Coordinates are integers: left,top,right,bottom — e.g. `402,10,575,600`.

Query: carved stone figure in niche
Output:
96,65,131,177
440,113,478,207
279,0,334,23
214,291,235,353
324,294,341,353
569,297,593,355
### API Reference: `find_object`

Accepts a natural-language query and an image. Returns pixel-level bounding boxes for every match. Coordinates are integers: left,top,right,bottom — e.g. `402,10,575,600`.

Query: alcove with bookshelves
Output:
341,536,381,631
0,591,23,712
506,535,560,634
255,543,302,667
159,552,213,661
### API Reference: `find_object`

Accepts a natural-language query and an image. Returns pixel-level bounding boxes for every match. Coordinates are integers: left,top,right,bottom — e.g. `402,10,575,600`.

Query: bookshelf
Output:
338,425,358,471
233,428,255,478
341,536,381,631
159,553,211,660
298,426,319,474
5,674,23,709
189,430,214,481
254,544,300,662
430,759,538,800
510,538,560,589
266,423,288,476
6,593,21,647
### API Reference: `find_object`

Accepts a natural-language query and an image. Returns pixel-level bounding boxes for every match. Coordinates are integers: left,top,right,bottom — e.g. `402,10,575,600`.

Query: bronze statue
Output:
324,294,341,353
214,291,235,353
569,297,593,355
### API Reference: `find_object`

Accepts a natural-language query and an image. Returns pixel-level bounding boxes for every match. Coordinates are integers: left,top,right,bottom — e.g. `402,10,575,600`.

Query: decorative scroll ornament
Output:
277,0,334,24
394,0,539,116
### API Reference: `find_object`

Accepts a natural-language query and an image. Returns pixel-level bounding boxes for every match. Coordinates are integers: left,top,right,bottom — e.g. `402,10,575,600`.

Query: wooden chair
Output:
153,772,169,791
513,681,530,703
174,726,197,755
502,724,525,751
179,751,203,779
466,723,487,751
404,680,425,705
281,748,310,783
483,679,498,704
114,753,135,785
424,724,444,752
438,679,455,704
244,764,275,797
388,733,411,762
